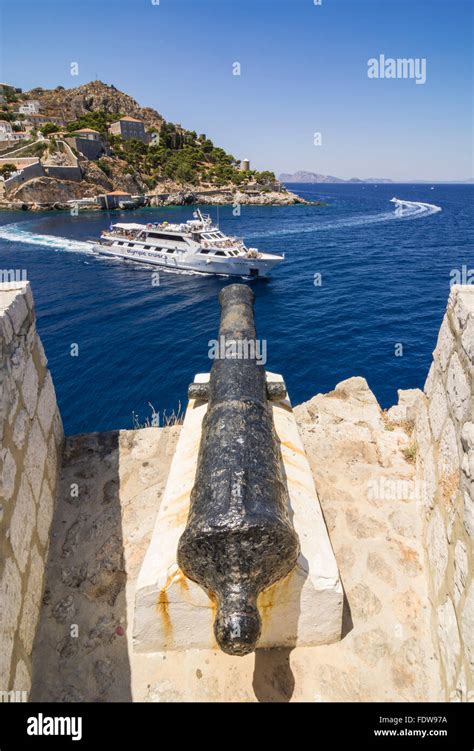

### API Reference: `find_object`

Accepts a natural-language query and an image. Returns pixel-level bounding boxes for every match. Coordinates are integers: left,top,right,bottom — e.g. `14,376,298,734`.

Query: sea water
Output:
0,183,471,435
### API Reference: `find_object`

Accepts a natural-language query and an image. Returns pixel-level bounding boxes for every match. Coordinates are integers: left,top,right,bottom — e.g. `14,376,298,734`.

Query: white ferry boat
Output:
92,210,284,277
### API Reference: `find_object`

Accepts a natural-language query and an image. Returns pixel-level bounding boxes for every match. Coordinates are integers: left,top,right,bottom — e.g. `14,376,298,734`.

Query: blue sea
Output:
0,184,472,436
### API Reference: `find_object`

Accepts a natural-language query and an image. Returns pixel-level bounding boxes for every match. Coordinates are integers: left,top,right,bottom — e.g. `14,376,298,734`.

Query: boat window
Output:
144,246,151,250
148,231,186,243
166,249,175,253
215,251,226,256
200,249,210,254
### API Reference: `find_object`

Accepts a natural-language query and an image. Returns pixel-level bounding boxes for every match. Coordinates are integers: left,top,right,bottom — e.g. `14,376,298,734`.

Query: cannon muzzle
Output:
177,284,299,656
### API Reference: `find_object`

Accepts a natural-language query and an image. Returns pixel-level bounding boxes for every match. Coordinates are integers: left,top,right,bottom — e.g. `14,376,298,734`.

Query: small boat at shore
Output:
91,210,284,277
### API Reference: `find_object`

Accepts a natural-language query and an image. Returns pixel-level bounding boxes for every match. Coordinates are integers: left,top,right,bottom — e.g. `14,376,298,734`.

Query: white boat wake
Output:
0,222,213,276
0,223,94,254
389,197,442,218
248,198,442,239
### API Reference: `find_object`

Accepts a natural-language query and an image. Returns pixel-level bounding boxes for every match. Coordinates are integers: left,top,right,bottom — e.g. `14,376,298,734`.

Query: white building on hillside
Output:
0,120,13,135
19,100,40,115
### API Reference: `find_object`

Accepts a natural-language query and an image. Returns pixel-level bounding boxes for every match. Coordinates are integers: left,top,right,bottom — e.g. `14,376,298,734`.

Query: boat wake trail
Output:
248,198,442,239
389,197,442,218
0,223,94,254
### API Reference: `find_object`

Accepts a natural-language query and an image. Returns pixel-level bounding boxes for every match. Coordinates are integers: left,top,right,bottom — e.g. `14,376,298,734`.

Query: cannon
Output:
177,284,300,656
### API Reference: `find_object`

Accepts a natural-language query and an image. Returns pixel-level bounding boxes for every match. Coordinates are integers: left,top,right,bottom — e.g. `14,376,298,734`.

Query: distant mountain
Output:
279,171,393,184
279,171,474,185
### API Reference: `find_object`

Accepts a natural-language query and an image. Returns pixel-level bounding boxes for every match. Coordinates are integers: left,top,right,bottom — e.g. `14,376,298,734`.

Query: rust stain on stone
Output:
280,440,305,456
156,588,172,641
156,567,190,640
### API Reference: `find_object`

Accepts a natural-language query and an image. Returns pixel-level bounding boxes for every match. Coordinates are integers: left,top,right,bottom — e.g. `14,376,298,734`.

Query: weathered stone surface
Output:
6,291,29,335
446,352,470,423
21,354,39,419
37,477,54,548
461,582,473,673
428,376,448,442
13,659,31,694
453,540,468,605
424,362,435,397
367,551,396,586
391,637,425,692
10,475,36,573
461,316,474,362
464,490,474,538
12,409,29,451
0,558,22,683
437,598,461,688
0,283,63,694
348,583,382,621
36,371,56,437
0,308,14,344
23,417,47,502
2,448,17,501
434,317,456,372
353,628,389,667
427,508,448,595
19,545,44,654
345,507,386,538
461,422,474,453
439,417,459,475
450,285,474,345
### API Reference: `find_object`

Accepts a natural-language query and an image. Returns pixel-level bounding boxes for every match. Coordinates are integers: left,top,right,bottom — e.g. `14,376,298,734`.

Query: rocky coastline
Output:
0,184,311,212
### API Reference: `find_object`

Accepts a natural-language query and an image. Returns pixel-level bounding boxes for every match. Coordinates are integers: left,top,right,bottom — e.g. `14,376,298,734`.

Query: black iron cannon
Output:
177,284,299,656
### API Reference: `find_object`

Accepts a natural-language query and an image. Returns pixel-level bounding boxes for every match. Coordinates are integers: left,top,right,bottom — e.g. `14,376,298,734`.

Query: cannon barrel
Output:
177,284,299,656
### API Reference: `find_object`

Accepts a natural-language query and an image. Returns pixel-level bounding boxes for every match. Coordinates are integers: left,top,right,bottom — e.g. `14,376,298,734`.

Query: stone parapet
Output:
414,284,473,700
0,282,63,696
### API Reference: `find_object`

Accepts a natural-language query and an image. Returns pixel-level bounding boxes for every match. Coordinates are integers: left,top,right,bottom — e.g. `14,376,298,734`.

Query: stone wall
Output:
0,281,63,696
3,161,44,194
43,164,82,182
414,284,473,700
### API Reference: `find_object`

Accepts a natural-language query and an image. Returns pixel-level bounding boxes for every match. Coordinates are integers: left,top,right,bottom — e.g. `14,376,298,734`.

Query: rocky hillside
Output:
1,80,307,207
27,80,165,131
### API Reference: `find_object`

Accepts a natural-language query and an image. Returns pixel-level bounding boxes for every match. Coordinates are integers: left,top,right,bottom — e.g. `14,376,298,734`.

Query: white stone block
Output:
0,309,13,345
446,352,470,424
437,597,461,688
461,582,473,673
2,448,17,501
13,659,31,695
21,355,39,419
463,490,474,538
23,416,47,502
36,371,56,437
5,292,28,335
428,376,448,442
438,417,459,476
434,317,455,372
453,540,468,605
10,475,36,573
0,557,22,683
19,544,43,655
134,372,343,652
427,507,448,595
37,477,54,548
13,409,29,451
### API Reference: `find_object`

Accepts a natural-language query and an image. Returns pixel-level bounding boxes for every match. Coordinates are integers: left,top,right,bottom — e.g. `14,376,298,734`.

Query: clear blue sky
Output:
1,0,472,180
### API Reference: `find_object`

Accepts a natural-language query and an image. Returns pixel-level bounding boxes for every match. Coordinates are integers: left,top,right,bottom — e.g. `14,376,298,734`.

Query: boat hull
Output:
92,243,281,278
